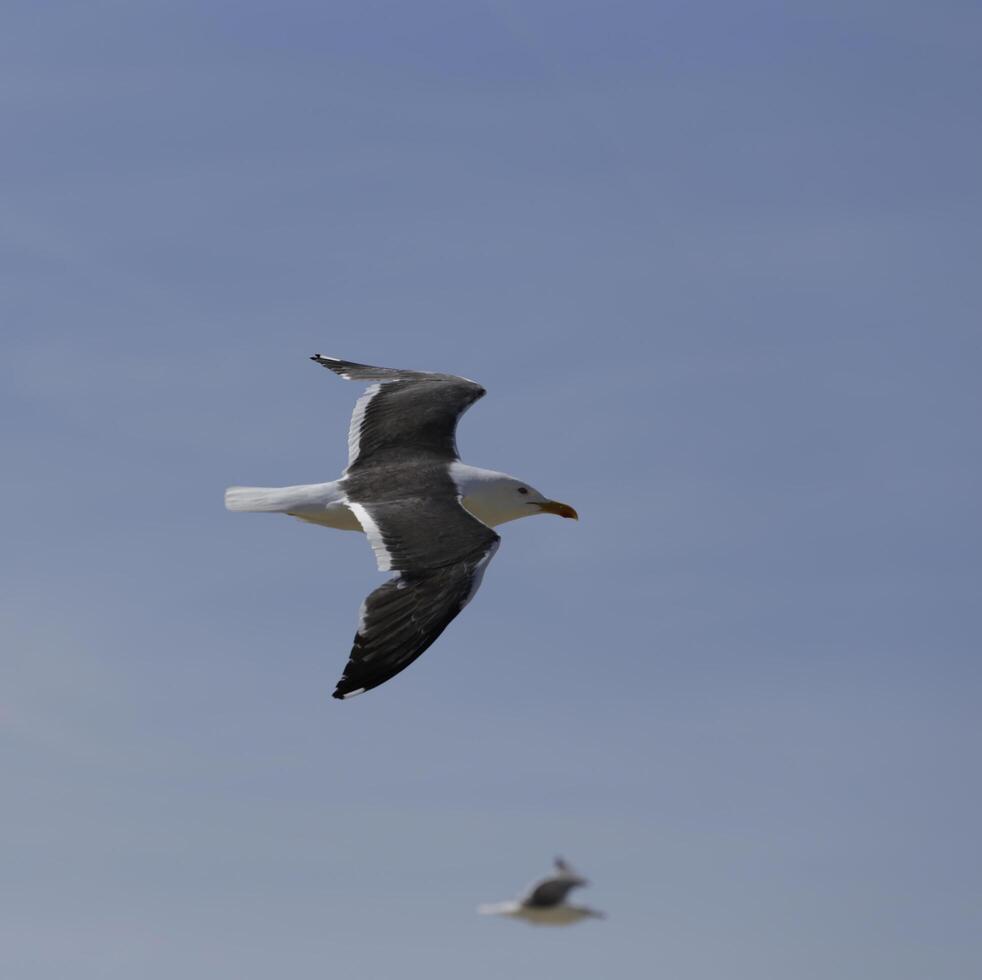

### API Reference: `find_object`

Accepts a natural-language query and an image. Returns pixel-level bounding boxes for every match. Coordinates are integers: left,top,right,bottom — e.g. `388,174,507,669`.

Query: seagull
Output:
225,355,578,699
478,857,606,926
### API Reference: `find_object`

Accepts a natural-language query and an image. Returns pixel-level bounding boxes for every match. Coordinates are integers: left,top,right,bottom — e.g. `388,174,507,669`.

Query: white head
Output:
450,464,578,529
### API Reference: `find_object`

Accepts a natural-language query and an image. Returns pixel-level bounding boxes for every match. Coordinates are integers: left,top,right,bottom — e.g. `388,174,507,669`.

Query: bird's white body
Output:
224,464,551,531
477,901,604,926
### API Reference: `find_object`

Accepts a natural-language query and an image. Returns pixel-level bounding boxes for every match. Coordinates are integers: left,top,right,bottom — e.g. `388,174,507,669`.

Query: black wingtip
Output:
332,680,367,700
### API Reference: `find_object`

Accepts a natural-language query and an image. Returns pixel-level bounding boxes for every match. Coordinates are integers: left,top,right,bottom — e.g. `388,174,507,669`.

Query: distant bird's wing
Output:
522,862,588,909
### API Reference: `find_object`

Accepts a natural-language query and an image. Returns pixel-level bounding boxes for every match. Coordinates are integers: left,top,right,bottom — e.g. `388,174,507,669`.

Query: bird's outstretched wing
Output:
522,859,588,908
312,355,485,470
333,536,499,699
336,457,500,699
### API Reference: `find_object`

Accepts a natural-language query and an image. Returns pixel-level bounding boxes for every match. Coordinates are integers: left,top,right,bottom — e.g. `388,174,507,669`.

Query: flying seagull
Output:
478,857,605,926
225,355,578,699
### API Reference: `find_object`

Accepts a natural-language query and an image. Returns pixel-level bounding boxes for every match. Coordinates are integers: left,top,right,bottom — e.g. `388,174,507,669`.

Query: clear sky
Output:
2,2,980,977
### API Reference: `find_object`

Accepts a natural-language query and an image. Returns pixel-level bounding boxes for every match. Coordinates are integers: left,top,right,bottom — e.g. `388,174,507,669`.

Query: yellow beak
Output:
536,500,579,520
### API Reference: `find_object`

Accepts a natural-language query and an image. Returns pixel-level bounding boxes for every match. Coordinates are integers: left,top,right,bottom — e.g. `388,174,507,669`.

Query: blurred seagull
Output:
478,857,605,926
225,355,578,699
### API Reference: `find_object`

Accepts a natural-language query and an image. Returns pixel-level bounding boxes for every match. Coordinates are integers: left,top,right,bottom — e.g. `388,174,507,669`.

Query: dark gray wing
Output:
332,537,499,699
336,461,501,698
311,355,485,469
311,354,467,384
522,875,585,909
522,859,588,908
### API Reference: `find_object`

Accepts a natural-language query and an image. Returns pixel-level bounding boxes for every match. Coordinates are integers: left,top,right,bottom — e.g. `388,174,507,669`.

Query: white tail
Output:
224,486,293,513
477,902,519,917
224,481,363,531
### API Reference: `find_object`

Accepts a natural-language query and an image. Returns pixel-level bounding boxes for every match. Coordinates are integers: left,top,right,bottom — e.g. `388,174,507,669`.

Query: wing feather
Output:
333,539,499,698
312,355,485,469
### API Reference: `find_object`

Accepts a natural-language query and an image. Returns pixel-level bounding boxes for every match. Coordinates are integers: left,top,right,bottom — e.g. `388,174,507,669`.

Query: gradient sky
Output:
2,2,980,977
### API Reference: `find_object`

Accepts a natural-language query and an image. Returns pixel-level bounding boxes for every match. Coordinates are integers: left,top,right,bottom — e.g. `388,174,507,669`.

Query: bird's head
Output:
517,481,578,521
453,466,578,528
488,478,578,525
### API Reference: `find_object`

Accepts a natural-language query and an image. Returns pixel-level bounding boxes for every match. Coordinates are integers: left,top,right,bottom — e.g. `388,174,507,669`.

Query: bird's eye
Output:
517,487,529,495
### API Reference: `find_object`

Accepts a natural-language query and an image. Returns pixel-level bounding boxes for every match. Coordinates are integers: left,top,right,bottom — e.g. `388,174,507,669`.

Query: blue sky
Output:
2,2,980,977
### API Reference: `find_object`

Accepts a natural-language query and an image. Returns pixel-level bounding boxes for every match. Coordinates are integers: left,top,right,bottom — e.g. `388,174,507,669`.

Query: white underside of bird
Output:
477,901,605,926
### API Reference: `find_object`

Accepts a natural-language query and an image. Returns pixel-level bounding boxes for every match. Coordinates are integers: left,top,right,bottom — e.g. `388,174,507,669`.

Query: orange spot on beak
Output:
537,500,579,520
